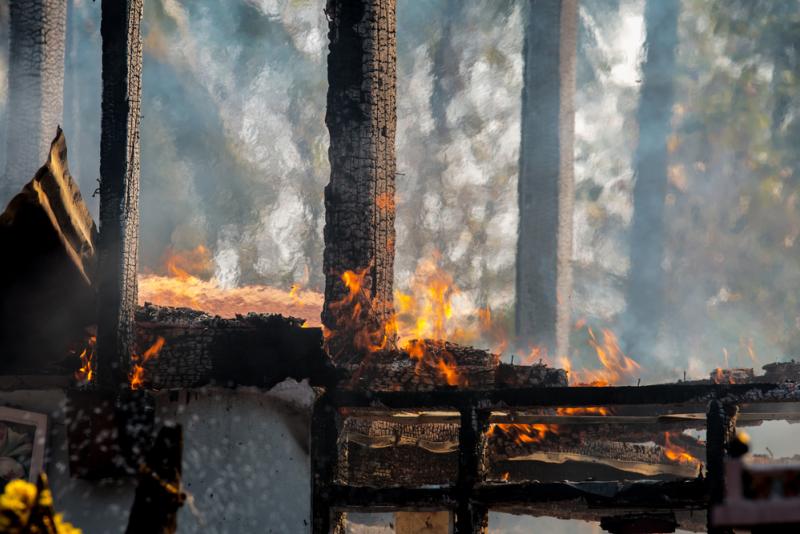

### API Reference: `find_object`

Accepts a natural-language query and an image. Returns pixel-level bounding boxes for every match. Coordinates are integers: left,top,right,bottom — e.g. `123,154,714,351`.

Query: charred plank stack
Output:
337,417,459,487
134,303,331,389
341,341,567,391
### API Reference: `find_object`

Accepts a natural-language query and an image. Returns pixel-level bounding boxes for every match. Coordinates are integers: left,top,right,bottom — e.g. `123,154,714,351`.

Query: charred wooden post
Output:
706,399,738,534
3,0,66,202
454,405,490,534
126,425,184,534
515,0,578,357
322,0,397,362
95,0,144,389
312,391,340,534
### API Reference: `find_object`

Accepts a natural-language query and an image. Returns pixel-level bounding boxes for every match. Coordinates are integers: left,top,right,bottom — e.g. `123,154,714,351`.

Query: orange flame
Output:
488,423,558,445
663,432,701,467
139,245,322,323
436,358,459,386
129,336,166,390
74,335,96,383
555,406,611,416
163,245,213,280
560,327,641,386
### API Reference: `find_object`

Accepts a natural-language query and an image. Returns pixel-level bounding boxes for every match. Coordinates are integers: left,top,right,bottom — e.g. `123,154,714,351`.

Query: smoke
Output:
0,0,794,382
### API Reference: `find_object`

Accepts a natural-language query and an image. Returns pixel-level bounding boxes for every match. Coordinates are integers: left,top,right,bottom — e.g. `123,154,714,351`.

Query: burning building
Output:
0,0,800,533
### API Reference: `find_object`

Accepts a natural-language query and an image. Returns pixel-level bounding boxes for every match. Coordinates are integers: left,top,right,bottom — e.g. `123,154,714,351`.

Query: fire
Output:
129,336,166,390
501,471,510,481
74,335,96,383
139,246,322,324
436,358,459,386
488,423,558,445
555,406,611,416
325,267,395,354
712,367,734,384
561,327,641,386
163,245,213,280
663,432,702,467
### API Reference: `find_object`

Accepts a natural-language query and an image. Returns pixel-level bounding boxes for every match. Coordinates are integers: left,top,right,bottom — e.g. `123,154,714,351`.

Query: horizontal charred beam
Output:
329,383,788,409
329,479,706,509
135,304,338,389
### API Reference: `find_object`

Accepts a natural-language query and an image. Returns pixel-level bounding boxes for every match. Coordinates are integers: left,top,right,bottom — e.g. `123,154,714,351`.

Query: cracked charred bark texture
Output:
3,0,66,204
515,0,577,357
322,0,397,362
96,0,143,389
624,0,678,361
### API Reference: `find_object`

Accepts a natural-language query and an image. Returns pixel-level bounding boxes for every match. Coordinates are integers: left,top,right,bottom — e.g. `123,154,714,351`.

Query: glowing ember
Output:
129,336,166,390
488,423,558,445
663,432,702,467
74,335,96,383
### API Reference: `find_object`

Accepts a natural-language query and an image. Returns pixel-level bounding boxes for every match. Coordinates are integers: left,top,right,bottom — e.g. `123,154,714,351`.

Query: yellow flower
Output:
0,480,36,519
53,513,81,534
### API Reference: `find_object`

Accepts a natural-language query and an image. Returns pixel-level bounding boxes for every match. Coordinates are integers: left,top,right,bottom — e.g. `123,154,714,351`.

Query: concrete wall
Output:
0,383,313,534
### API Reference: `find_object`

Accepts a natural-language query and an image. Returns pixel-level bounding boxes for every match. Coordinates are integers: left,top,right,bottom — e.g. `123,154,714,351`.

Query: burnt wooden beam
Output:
3,0,66,199
322,0,398,362
330,479,706,509
706,399,738,534
96,0,144,389
126,425,184,534
454,406,489,534
312,391,339,534
328,383,788,409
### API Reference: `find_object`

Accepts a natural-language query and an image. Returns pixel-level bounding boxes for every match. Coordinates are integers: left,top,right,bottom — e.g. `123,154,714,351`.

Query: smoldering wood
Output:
340,341,566,391
328,382,793,409
126,425,184,534
96,0,144,388
134,304,335,390
515,0,577,356
4,0,66,200
322,0,398,362
0,129,96,372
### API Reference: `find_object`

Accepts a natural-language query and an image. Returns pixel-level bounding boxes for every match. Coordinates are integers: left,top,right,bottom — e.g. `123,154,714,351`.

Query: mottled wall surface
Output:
0,387,312,534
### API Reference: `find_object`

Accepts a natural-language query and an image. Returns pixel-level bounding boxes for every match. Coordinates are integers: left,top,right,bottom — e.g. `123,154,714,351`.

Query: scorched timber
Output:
0,129,97,372
133,304,334,389
340,340,567,391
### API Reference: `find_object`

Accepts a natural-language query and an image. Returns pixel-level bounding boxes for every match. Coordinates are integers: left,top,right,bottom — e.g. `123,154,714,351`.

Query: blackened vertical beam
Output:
96,0,144,389
311,391,339,534
706,399,738,534
455,405,489,534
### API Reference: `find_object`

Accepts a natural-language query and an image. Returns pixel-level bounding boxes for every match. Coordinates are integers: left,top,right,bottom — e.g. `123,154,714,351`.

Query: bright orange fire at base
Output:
663,432,702,467
74,335,96,383
129,336,166,390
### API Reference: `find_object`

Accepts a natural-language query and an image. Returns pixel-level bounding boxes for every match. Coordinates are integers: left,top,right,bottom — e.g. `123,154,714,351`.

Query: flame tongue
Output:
74,335,96,383
663,432,701,467
129,336,165,390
